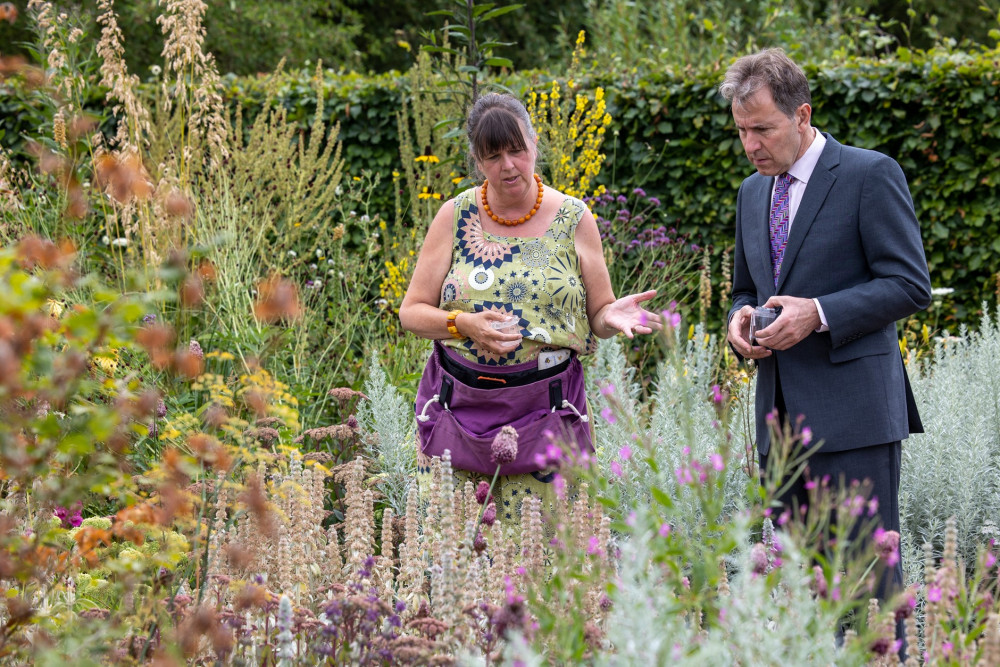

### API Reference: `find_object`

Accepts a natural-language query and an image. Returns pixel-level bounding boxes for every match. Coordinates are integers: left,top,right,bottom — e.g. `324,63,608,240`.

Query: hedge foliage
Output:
4,47,998,327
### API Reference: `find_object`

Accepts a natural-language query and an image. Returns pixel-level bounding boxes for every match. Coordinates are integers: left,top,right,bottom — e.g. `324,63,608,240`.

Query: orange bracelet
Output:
446,310,464,339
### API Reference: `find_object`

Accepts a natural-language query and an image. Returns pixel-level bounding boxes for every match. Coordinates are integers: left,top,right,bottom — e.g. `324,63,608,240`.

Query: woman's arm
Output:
398,198,522,353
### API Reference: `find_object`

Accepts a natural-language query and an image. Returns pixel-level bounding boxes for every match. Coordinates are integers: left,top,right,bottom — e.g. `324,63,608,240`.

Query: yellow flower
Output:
414,155,440,164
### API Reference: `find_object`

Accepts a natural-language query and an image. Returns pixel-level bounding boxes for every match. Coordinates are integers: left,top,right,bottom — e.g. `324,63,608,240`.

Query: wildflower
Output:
873,528,900,566
619,445,632,461
632,187,646,197
189,339,204,360
625,512,637,526
600,407,616,424
150,64,161,76
927,586,942,602
930,287,954,297
895,593,916,622
750,543,768,575
490,425,518,465
610,461,623,477
111,237,129,247
658,522,671,537
142,313,157,325
710,453,724,471
587,536,601,555
414,154,440,164
599,382,615,396
54,503,82,529
802,427,813,445
481,503,496,527
553,473,567,500
473,531,487,554
475,481,491,505
156,399,167,419
287,250,297,258
812,565,828,598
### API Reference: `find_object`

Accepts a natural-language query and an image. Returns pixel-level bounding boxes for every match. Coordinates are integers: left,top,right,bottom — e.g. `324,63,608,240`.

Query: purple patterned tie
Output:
769,173,794,287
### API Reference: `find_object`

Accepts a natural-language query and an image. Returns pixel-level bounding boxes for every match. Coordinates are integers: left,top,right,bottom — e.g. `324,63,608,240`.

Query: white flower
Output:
334,186,343,196
101,235,110,245
111,238,129,247
361,214,370,223
315,248,323,258
287,250,297,258
150,65,161,76
931,287,955,297
327,258,335,265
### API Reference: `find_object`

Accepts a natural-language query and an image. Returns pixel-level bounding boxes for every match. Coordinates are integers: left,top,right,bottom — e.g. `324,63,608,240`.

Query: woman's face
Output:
476,124,537,200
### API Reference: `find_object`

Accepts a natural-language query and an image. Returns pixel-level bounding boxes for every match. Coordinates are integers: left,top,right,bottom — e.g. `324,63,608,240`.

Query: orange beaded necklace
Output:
481,173,544,226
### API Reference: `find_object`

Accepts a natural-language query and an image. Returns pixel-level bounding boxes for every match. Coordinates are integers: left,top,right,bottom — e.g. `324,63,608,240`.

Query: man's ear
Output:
796,103,812,129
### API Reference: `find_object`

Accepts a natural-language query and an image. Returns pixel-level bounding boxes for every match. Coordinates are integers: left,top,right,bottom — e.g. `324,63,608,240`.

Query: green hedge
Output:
4,49,998,327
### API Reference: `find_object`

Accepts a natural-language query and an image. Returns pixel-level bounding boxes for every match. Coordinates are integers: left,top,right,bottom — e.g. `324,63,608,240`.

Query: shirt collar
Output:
787,128,825,185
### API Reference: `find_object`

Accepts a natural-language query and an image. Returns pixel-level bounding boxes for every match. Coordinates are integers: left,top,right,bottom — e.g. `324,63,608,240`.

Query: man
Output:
720,48,931,631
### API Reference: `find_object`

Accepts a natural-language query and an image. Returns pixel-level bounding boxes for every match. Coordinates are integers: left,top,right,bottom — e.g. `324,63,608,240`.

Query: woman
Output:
399,93,660,522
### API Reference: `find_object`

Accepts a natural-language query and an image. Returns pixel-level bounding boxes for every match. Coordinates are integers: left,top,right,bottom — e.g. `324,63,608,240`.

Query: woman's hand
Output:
456,310,523,354
600,290,662,339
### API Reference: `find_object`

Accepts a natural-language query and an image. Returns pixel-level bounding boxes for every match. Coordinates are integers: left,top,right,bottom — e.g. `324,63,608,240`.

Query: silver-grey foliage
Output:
356,349,416,515
901,305,1000,572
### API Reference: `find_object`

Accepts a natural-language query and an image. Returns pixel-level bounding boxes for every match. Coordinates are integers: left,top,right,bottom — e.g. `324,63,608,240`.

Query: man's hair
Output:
466,93,536,178
719,48,811,118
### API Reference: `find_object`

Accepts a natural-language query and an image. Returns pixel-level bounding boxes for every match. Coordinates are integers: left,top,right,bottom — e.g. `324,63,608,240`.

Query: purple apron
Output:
415,342,592,475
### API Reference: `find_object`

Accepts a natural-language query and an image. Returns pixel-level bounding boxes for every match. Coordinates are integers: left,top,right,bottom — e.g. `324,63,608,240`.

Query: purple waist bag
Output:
415,342,592,476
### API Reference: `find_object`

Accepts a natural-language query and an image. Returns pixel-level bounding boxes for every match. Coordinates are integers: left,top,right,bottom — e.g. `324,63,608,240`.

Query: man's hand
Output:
753,296,821,350
727,305,772,360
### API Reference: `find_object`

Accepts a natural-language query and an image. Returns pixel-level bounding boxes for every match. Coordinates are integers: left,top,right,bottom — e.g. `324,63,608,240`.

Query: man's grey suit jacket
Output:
729,133,932,455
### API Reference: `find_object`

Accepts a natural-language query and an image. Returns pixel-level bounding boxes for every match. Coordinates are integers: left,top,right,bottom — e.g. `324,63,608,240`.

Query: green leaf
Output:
479,5,523,21
484,57,513,68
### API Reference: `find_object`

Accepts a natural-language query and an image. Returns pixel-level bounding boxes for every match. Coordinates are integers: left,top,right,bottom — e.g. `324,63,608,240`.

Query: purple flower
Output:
710,453,724,471
156,399,167,418
750,543,768,575
189,339,204,359
658,522,671,537
616,195,627,204
54,503,82,529
481,502,497,526
599,382,615,397
610,461,623,478
475,481,491,505
648,197,661,207
600,407,616,424
927,586,942,602
587,536,601,555
802,427,813,445
873,528,900,567
632,187,646,197
142,313,157,325
619,445,632,461
473,531,487,554
490,425,519,465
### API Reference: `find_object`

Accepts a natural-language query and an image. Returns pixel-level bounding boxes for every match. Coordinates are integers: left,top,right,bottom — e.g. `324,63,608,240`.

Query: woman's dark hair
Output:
466,93,536,177
719,48,811,118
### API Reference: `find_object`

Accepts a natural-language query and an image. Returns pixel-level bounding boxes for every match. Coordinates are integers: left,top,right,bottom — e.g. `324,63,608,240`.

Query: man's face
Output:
732,87,812,176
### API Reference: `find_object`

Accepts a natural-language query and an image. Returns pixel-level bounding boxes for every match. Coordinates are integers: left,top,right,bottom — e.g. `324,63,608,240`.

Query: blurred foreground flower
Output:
253,274,302,323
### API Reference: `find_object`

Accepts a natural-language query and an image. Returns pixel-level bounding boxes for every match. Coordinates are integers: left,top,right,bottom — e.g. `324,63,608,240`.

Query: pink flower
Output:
599,382,615,397
658,522,671,537
490,425,519,465
481,502,497,526
711,384,724,403
927,586,942,602
600,407,616,424
619,445,633,461
867,497,879,516
710,453,724,471
610,461,623,477
626,511,637,527
475,481,491,505
874,528,900,567
750,543,768,575
674,466,693,485
553,473,567,500
801,426,813,445
587,536,601,555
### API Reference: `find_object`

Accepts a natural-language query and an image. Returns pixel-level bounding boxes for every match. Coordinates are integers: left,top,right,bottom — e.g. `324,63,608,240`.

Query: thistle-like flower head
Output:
490,425,519,465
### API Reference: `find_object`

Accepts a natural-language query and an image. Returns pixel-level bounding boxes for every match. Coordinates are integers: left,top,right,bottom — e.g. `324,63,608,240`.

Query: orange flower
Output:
253,274,302,323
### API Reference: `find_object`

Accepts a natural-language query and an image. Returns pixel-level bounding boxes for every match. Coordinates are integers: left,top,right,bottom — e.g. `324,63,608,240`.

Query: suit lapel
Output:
747,176,775,295
775,134,841,293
